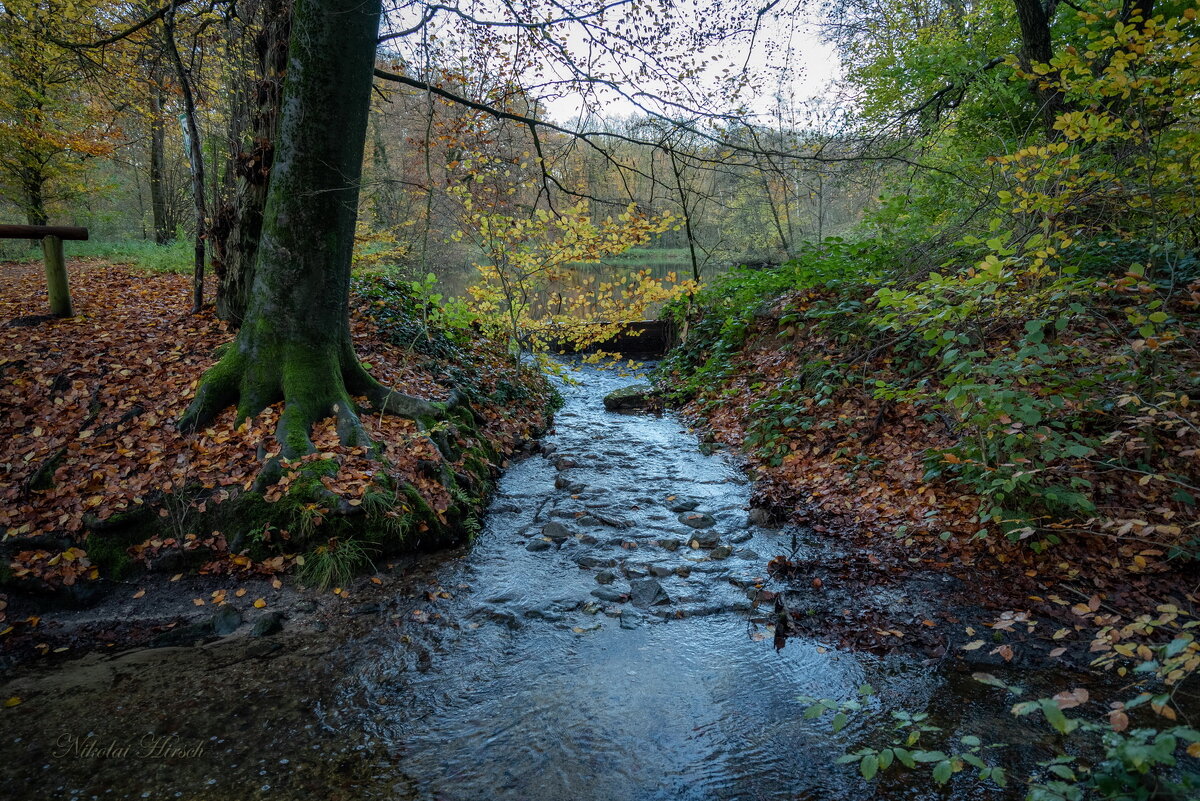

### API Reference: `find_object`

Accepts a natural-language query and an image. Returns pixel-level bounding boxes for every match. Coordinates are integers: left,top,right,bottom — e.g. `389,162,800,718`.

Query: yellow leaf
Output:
4,696,21,708
192,598,205,606
961,640,986,651
132,589,145,599
235,588,247,597
253,598,267,609
1188,742,1200,758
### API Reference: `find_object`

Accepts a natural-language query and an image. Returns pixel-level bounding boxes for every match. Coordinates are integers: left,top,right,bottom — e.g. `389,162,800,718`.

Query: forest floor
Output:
0,259,553,670
665,294,1200,713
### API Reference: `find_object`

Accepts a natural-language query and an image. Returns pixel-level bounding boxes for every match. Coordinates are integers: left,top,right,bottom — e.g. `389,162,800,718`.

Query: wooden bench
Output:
0,224,88,317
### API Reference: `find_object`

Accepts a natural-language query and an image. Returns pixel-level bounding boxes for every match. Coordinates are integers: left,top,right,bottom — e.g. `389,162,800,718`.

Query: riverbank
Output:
0,259,555,666
651,257,1200,796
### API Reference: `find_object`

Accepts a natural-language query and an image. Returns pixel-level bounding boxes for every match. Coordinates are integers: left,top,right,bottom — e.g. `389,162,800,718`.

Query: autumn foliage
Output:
0,260,552,591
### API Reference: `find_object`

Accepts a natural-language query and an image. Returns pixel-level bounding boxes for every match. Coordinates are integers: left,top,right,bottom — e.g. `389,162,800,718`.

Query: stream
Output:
2,361,1014,801
332,362,936,800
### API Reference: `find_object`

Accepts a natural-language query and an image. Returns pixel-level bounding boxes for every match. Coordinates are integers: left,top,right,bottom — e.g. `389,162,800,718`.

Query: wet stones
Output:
542,522,573,543
709,545,734,560
573,552,618,569
629,578,671,608
669,499,700,513
678,512,717,529
525,539,551,552
728,531,753,544
251,611,284,637
554,476,585,492
211,605,244,636
602,383,656,411
657,538,682,551
591,586,627,603
595,570,617,585
747,507,779,527
649,565,673,578
688,531,721,549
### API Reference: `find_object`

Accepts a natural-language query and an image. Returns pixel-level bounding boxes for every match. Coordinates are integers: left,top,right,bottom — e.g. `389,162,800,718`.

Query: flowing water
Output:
332,362,939,800
5,361,1033,801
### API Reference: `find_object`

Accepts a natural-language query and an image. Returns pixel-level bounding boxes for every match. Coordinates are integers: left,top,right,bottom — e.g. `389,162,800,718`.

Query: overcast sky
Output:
383,0,843,129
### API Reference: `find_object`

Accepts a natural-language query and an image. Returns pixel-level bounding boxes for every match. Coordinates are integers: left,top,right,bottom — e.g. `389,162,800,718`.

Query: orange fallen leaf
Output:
132,589,145,599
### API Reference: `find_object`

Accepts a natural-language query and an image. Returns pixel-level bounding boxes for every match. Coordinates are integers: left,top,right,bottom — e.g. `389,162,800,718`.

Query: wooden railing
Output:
0,224,89,317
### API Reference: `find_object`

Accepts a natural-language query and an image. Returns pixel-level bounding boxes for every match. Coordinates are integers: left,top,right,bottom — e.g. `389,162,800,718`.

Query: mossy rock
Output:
603,383,657,412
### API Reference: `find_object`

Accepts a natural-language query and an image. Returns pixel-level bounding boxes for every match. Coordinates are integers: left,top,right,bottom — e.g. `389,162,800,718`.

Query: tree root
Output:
179,339,472,477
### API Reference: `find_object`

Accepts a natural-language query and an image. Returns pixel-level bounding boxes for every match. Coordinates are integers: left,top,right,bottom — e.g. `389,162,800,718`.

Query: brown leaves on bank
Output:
0,260,548,588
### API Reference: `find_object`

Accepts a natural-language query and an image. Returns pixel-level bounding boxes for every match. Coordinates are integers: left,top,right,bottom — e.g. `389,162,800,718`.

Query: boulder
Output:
602,383,656,412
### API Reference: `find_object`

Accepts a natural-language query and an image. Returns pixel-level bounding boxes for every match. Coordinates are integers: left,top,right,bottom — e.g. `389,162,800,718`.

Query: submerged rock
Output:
542,522,573,542
574,552,618,569
709,545,733,560
526,539,551,552
211,605,244,636
251,611,284,637
678,512,717,529
591,586,628,603
629,578,671,608
602,383,656,412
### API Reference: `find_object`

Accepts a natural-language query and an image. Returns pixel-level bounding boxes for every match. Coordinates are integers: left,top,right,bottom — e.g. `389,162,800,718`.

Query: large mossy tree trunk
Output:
180,0,447,459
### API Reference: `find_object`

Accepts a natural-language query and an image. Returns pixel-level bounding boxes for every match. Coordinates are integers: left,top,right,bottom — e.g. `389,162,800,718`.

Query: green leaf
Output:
1039,698,1078,734
991,766,1008,788
831,712,848,733
932,759,953,784
878,749,894,771
861,754,879,781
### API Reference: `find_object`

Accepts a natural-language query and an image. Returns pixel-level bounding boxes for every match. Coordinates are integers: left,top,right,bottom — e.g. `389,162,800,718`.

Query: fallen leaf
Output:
253,598,267,609
1053,688,1090,709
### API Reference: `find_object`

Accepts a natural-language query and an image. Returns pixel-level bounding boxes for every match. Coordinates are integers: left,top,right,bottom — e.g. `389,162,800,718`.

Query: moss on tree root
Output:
80,398,508,586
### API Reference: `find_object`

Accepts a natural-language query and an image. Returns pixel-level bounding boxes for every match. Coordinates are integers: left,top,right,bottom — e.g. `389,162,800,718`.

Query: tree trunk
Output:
179,0,448,459
1012,0,1065,135
149,81,172,244
23,173,49,228
214,0,291,328
164,0,207,313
